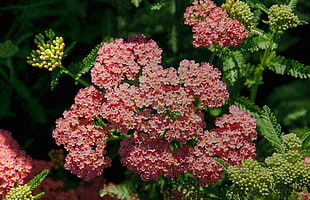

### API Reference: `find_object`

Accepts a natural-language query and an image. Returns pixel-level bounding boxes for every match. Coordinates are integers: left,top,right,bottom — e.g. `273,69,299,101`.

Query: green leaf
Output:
100,181,137,200
63,41,77,57
234,96,261,118
73,40,105,81
268,55,310,79
33,192,45,200
131,0,142,7
254,3,269,13
257,105,283,148
27,169,49,190
222,51,249,86
288,0,299,10
50,67,64,90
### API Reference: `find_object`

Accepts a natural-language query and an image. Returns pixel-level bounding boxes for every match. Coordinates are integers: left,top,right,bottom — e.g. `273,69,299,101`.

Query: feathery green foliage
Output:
27,169,49,190
258,106,283,148
268,55,310,79
288,0,299,10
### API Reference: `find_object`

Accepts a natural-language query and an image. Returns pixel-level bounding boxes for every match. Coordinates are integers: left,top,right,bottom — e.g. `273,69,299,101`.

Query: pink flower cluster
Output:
53,34,256,185
186,105,257,185
52,86,112,181
119,105,256,185
119,131,191,181
184,0,249,48
0,129,32,196
91,34,162,89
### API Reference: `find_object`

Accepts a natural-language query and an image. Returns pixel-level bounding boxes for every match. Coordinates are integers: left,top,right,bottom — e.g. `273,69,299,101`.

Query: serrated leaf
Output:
27,169,49,190
254,3,268,13
257,105,283,148
269,55,310,79
50,67,63,90
63,41,76,57
288,0,299,10
234,96,261,118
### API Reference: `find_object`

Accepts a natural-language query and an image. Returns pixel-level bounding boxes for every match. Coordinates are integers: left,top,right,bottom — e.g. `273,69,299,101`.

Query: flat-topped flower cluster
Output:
53,34,257,184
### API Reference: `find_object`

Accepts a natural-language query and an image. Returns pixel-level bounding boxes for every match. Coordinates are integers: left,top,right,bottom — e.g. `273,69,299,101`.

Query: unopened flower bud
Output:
27,30,65,71
267,4,300,31
221,0,254,29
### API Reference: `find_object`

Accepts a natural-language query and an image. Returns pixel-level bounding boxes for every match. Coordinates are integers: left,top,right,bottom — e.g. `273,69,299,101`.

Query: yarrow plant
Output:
53,34,257,185
21,0,310,199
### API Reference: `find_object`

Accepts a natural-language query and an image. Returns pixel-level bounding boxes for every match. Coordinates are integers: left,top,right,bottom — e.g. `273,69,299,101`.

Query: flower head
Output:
184,0,249,48
267,4,300,31
0,129,33,196
221,0,254,29
186,105,257,185
91,34,162,89
119,132,191,181
227,158,274,198
52,86,112,181
27,29,65,71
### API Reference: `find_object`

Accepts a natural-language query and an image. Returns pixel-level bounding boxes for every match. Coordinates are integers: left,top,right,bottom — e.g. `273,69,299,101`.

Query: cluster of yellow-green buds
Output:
4,170,48,200
227,133,310,199
265,133,310,198
5,185,34,200
267,4,300,31
227,158,274,199
221,0,254,29
27,29,65,71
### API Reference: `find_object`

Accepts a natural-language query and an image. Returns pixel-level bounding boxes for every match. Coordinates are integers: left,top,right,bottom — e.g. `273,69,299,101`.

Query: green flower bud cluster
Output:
267,4,300,31
280,132,302,152
5,170,48,200
4,184,34,200
27,29,65,71
227,158,274,199
227,133,310,199
266,133,309,198
221,0,254,29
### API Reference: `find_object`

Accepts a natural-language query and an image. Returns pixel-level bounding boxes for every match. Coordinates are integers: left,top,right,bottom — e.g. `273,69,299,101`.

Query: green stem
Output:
59,65,90,87
250,33,276,102
6,58,14,82
208,51,216,63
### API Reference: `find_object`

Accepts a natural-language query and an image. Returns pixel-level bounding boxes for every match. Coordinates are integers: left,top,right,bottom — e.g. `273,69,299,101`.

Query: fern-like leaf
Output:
257,105,283,148
63,41,76,57
100,182,137,200
253,3,269,13
242,36,276,53
27,169,49,190
234,96,262,118
50,67,64,90
74,41,105,81
222,51,248,86
268,55,310,79
288,0,299,10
